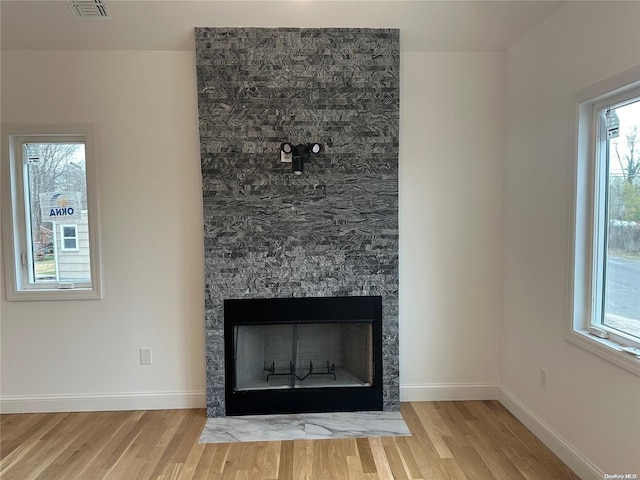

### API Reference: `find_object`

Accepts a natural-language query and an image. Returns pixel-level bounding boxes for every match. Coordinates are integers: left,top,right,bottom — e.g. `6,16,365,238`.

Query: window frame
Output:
568,66,640,376
60,224,79,252
1,124,103,301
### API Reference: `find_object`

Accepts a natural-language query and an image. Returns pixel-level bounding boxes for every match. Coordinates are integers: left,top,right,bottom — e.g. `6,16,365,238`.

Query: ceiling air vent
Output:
67,0,111,19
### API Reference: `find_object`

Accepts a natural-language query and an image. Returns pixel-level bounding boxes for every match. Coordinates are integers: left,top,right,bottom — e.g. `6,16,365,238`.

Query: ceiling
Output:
0,0,564,52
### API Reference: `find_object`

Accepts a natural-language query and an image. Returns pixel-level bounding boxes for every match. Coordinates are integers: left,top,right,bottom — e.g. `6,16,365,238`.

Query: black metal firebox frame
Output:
224,295,383,416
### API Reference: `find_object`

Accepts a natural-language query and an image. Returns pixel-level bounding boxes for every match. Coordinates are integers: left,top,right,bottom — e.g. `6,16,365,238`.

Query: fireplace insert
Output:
224,296,383,415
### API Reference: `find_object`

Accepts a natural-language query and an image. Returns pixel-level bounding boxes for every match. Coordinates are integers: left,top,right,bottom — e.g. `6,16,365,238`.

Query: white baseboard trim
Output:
0,390,206,414
498,385,604,480
399,382,500,401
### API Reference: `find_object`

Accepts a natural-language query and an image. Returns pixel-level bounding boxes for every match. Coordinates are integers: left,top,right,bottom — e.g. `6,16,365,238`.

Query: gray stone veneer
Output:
195,27,399,417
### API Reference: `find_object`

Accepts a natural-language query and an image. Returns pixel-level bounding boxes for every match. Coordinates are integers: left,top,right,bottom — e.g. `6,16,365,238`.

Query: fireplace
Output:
224,296,383,415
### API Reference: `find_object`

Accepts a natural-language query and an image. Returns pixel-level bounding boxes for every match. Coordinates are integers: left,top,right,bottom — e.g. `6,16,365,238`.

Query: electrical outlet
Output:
539,367,547,390
140,348,152,365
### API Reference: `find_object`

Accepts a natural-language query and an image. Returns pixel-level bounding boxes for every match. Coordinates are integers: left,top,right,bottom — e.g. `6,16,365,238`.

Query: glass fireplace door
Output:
233,322,373,391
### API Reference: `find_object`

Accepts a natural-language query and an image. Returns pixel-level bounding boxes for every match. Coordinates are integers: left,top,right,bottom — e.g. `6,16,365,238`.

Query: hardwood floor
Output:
0,401,580,480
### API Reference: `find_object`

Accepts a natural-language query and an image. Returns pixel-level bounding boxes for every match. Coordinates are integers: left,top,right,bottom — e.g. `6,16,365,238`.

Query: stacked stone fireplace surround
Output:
195,27,400,417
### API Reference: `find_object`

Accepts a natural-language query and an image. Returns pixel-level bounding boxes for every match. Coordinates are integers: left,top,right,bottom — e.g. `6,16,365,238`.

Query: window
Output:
60,225,79,251
596,99,640,341
570,67,640,375
2,125,102,300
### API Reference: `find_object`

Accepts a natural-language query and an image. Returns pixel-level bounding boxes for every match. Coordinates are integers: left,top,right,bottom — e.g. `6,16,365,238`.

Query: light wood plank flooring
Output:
0,401,580,479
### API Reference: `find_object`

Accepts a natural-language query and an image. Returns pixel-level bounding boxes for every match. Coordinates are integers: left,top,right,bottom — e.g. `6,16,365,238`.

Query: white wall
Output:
1,51,206,410
2,7,638,476
502,2,640,477
1,49,505,411
399,52,503,399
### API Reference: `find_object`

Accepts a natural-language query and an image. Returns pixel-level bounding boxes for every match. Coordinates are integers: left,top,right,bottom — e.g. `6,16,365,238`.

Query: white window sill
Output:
6,287,102,302
566,329,640,377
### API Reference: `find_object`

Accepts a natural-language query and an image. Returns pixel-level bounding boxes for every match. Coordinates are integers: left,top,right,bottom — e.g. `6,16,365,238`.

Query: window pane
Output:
603,99,640,339
24,142,91,283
